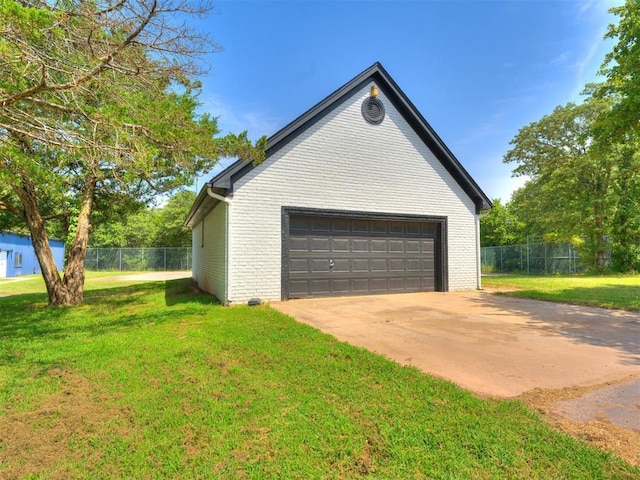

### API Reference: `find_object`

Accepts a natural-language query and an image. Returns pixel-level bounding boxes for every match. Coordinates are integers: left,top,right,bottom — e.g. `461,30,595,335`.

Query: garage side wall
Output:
191,202,227,302
227,85,478,303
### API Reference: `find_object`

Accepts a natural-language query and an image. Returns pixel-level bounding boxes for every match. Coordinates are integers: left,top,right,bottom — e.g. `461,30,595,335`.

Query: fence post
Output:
96,248,100,271
164,248,167,271
119,249,122,271
526,236,530,276
520,244,523,272
544,243,548,274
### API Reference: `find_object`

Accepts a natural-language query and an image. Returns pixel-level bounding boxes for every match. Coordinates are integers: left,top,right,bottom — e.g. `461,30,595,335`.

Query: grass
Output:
1,274,638,478
482,274,640,311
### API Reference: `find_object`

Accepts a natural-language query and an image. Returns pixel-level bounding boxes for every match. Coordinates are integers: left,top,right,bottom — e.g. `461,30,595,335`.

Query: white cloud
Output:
569,0,625,100
199,93,282,140
550,51,570,66
191,95,284,193
576,0,597,17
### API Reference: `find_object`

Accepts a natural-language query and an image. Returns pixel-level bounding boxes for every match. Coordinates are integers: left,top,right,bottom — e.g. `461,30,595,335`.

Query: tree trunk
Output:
61,176,97,305
13,178,68,304
14,175,96,306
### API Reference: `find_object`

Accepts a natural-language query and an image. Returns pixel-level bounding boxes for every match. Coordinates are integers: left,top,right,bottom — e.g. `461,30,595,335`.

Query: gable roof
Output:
185,62,492,227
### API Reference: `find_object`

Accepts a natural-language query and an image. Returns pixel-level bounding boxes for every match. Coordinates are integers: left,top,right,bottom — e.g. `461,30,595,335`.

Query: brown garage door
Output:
285,214,441,298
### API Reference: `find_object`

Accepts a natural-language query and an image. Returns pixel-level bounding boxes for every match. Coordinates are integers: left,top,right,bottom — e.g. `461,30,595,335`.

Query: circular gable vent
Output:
361,96,385,124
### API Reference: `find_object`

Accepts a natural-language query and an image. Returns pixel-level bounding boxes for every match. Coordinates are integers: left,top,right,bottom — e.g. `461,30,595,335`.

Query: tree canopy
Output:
0,1,266,305
499,1,640,272
90,190,196,248
503,99,613,268
479,198,524,247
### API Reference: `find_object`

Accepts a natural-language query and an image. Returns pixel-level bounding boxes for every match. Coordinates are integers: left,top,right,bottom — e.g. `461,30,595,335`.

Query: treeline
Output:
89,190,196,248
482,1,640,273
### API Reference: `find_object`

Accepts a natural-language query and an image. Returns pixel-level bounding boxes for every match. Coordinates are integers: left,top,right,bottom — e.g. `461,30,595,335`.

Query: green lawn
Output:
1,275,638,478
482,274,640,311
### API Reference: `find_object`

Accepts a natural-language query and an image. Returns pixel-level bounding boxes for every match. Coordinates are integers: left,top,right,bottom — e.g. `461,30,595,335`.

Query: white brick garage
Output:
185,63,492,304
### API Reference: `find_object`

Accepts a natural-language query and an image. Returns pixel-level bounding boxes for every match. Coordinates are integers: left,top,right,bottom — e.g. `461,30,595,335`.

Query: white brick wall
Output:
192,202,227,302
221,83,479,303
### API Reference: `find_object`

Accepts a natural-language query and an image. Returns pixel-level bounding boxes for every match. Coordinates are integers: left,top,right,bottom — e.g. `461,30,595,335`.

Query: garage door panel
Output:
406,240,421,253
352,258,370,272
311,259,330,273
389,259,404,272
371,240,387,252
406,223,421,235
289,237,309,251
388,221,404,234
422,277,436,290
423,223,437,235
352,239,369,252
371,221,387,234
352,219,370,233
405,258,422,271
352,278,370,292
332,279,350,293
312,218,331,232
311,279,330,293
311,238,330,251
422,258,435,269
371,278,388,291
371,259,387,271
332,218,351,232
421,239,435,253
286,214,440,298
290,258,309,273
389,240,404,252
290,216,312,232
289,280,310,296
332,238,350,252
333,259,350,272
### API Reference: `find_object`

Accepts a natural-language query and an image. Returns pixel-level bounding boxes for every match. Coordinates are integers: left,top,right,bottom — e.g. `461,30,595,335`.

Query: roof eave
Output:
186,62,492,223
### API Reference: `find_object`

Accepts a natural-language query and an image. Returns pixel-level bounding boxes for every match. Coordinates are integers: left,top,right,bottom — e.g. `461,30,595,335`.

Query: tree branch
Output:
0,1,158,108
0,199,24,218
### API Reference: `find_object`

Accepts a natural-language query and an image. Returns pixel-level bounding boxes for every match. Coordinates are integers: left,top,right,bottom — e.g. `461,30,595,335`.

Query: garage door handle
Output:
329,259,335,268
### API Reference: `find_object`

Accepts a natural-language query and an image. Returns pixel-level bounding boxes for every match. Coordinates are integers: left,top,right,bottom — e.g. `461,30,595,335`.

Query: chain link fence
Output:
85,248,192,271
481,242,583,275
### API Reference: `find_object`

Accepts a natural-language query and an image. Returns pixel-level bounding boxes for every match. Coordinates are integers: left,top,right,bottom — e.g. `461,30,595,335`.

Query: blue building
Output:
0,232,65,278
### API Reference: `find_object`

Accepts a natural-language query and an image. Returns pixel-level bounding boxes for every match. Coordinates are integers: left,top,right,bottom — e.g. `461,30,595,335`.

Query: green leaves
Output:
480,199,524,247
503,99,614,268
90,190,197,248
0,1,267,304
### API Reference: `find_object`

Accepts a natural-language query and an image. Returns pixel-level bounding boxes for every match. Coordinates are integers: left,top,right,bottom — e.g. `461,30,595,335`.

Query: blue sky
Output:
193,0,621,202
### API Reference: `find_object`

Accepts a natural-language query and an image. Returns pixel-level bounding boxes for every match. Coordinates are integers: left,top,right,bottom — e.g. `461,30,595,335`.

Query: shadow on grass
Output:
163,278,221,307
498,283,640,311
0,278,219,346
476,286,640,365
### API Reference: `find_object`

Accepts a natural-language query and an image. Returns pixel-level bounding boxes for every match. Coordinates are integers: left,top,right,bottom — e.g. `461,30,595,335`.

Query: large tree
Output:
0,1,265,305
589,0,640,271
504,99,614,269
591,0,640,143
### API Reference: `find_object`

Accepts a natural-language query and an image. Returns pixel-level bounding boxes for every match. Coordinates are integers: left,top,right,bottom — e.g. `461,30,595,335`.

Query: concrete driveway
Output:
272,291,640,398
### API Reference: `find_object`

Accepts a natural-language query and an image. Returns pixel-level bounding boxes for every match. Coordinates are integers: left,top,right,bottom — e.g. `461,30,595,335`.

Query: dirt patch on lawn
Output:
518,374,640,466
0,369,132,479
